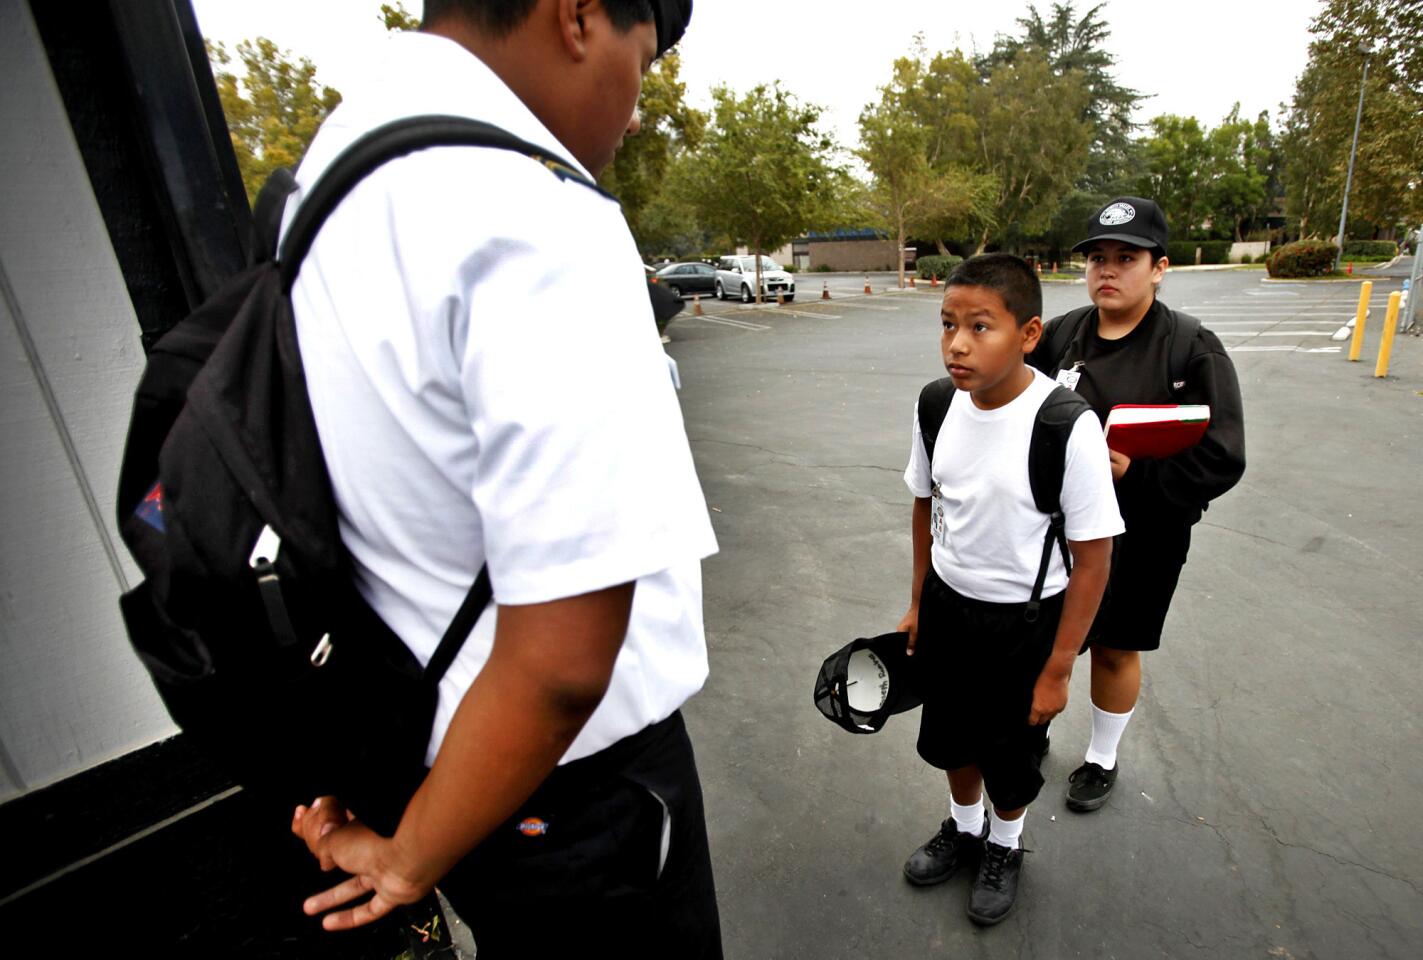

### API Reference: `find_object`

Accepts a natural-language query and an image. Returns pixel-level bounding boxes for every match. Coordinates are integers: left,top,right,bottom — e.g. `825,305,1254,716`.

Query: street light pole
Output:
1334,52,1370,272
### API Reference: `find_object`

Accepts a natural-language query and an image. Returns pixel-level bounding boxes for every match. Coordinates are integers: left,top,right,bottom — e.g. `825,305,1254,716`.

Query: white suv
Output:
715,255,796,303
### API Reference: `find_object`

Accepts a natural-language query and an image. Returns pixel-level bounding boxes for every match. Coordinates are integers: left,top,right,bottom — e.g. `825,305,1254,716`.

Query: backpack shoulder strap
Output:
917,377,956,467
1164,306,1201,395
278,115,614,291
1024,384,1093,621
1033,305,1095,375
247,167,298,267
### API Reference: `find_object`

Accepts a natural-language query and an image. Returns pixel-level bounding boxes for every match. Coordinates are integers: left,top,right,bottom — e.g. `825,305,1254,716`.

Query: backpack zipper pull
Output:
249,525,301,650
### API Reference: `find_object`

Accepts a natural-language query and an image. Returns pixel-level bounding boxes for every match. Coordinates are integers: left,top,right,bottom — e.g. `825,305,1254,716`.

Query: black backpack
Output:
916,380,1092,621
115,116,608,833
1031,304,1201,396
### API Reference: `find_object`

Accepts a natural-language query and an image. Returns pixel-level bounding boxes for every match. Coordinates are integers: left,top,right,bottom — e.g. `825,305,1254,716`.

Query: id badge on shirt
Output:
930,481,946,544
1055,360,1084,392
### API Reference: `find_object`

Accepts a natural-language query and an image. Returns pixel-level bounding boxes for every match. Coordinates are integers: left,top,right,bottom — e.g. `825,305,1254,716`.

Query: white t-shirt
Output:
282,33,718,766
903,369,1124,603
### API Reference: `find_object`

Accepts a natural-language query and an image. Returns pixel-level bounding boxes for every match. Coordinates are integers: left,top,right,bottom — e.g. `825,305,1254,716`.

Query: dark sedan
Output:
652,261,717,299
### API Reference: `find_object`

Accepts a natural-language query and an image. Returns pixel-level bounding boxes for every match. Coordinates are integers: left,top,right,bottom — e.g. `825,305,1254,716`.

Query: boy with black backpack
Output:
896,254,1122,925
118,2,722,957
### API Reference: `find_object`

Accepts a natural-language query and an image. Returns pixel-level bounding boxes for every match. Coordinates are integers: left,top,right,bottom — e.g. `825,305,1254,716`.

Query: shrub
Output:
916,254,964,280
1266,240,1338,278
1238,253,1253,265
784,263,798,273
813,263,833,272
1341,240,1397,260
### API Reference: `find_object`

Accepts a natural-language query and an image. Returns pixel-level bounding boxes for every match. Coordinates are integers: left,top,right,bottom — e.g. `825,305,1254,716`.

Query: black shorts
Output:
439,711,722,959
1088,518,1193,652
914,569,1061,811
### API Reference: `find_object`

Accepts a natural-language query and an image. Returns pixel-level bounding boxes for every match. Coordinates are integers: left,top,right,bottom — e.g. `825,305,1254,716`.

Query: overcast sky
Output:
192,0,1321,154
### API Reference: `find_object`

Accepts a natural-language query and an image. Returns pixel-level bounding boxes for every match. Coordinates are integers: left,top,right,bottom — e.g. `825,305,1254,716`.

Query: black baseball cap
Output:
1072,196,1169,256
813,631,923,734
651,0,693,58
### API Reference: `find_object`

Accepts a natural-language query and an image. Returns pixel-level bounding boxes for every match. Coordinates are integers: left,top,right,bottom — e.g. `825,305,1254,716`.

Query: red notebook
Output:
1104,405,1210,459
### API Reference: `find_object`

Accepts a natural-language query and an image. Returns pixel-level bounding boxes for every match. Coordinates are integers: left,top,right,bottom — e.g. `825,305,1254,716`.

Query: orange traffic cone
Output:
909,275,916,289
776,290,785,306
863,276,872,295
1035,260,1042,274
1346,262,1353,275
930,274,938,288
821,282,831,300
693,294,703,316
1052,262,1059,274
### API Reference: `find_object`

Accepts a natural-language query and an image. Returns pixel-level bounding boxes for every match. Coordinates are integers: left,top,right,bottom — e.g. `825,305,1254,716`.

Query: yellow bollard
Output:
1348,280,1373,361
1374,291,1402,377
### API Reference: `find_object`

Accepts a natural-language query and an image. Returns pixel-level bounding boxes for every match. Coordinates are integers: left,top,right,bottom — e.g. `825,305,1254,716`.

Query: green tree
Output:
209,38,342,205
678,83,841,301
1132,114,1215,237
969,51,1092,251
599,52,707,254
981,2,1143,193
1201,106,1275,241
1280,0,1423,239
856,96,930,288
859,43,996,257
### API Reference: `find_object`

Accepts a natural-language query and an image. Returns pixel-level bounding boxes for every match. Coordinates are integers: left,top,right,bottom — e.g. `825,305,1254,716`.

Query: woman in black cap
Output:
1028,197,1246,813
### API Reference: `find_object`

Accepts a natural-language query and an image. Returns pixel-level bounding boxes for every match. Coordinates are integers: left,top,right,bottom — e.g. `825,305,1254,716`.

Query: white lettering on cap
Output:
1100,202,1136,226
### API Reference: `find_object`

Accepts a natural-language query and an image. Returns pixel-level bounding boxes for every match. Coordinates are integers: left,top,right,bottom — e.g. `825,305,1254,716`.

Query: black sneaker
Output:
902,818,984,886
1066,761,1118,811
967,839,1024,926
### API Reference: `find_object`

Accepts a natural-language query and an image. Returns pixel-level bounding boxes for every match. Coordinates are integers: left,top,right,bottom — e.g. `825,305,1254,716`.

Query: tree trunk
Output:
896,205,906,290
753,237,763,305
975,225,990,256
935,238,950,256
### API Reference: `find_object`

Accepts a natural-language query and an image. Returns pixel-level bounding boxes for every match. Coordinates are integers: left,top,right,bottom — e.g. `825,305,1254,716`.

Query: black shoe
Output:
1066,761,1118,811
903,818,984,886
967,839,1024,926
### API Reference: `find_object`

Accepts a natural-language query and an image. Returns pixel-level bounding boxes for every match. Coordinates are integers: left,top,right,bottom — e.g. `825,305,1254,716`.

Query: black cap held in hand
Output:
813,632,923,735
1072,196,1169,256
651,0,693,58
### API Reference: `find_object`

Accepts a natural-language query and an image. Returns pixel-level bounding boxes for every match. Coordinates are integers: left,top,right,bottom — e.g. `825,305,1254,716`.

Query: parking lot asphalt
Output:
666,263,1422,958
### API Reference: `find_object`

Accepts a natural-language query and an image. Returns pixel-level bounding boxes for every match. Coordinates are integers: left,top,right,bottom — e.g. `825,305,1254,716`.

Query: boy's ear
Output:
1022,315,1043,353
557,0,593,63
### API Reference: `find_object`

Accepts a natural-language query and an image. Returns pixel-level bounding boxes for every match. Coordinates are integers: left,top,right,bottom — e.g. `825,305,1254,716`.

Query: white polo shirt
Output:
282,32,718,766
904,369,1124,603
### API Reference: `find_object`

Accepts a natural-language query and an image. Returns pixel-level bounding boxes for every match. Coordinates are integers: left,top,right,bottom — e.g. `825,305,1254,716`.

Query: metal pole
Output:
1334,56,1370,272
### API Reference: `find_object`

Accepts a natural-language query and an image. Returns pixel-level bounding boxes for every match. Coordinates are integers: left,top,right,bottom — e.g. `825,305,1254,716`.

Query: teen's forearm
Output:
1043,538,1112,674
908,497,931,608
390,583,635,886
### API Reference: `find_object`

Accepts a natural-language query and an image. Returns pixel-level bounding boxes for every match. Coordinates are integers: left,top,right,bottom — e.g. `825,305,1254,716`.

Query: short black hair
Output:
423,0,655,36
945,253,1042,327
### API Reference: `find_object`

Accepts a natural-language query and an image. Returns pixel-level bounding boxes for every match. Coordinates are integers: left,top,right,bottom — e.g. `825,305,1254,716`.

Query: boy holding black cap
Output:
284,2,723,956
1030,197,1245,813
898,254,1123,925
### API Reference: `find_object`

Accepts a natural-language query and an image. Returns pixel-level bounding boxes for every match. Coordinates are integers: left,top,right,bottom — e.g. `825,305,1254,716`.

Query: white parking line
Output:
1204,320,1341,326
1253,330,1337,336
1228,345,1343,353
733,307,843,320
692,315,770,331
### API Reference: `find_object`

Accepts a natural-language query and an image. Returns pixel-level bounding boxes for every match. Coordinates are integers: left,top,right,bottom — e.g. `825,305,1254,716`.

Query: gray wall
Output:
0,0,175,803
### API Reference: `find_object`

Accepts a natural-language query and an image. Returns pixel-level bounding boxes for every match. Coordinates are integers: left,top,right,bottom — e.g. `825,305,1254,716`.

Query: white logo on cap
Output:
1100,202,1136,226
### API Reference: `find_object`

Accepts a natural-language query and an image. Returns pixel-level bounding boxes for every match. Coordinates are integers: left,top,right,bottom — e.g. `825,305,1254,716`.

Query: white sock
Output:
1084,704,1135,770
988,808,1025,850
950,796,985,836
